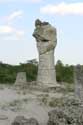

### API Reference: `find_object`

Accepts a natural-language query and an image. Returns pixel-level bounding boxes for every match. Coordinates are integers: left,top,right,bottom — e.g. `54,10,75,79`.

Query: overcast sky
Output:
0,0,83,65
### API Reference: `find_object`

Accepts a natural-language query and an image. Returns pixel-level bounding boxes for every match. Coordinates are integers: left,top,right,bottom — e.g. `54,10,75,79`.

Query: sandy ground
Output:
0,84,61,125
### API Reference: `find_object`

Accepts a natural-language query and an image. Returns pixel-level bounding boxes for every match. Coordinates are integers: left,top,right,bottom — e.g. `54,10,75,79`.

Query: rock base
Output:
48,97,83,125
12,116,39,125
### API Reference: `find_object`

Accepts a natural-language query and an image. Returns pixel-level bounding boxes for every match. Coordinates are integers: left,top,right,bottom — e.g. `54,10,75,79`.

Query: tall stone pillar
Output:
33,19,57,87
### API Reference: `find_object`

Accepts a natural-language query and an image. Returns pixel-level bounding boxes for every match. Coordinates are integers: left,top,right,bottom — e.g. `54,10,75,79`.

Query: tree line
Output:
0,59,75,84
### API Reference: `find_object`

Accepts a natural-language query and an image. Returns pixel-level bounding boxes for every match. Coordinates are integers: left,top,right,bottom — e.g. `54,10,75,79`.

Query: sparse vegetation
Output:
49,98,63,107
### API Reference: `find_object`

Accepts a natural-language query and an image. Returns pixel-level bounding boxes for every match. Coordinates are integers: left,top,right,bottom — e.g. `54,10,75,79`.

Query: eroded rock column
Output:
33,19,57,86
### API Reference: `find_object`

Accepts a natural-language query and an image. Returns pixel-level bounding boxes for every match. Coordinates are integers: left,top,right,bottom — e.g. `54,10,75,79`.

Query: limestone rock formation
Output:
74,65,83,101
33,19,57,87
12,116,39,125
0,115,8,120
15,72,27,86
47,97,83,125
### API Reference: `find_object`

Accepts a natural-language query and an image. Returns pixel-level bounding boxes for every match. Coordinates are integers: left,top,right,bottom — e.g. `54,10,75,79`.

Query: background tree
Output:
0,59,74,84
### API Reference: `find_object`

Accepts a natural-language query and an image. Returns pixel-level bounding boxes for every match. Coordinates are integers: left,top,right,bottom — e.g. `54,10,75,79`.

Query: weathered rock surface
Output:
33,19,57,87
15,72,27,86
74,65,83,101
0,115,8,120
47,96,83,125
12,116,39,125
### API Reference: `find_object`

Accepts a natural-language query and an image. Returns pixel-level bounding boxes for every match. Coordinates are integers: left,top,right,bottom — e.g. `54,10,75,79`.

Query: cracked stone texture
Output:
12,116,39,125
47,97,83,125
15,72,27,86
33,19,57,86
74,65,83,101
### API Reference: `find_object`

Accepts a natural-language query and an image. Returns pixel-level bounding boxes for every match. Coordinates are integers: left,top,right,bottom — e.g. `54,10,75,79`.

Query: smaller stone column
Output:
74,65,83,101
15,72,27,86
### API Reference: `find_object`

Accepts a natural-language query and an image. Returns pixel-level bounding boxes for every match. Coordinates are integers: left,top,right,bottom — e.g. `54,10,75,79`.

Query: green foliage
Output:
0,61,38,84
56,60,74,83
0,59,74,84
56,60,64,82
0,63,16,84
25,63,38,81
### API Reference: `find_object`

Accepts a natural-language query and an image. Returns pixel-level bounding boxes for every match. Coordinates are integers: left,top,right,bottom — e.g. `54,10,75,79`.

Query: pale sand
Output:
0,85,49,125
